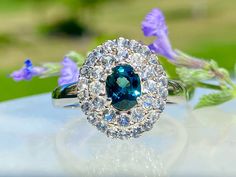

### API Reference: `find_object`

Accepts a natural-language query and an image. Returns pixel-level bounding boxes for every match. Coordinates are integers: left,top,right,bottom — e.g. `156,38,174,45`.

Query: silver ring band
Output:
52,80,186,108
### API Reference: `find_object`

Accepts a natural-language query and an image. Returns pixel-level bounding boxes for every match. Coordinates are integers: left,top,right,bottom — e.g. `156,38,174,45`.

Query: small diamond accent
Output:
142,95,154,110
78,90,89,101
132,108,144,122
159,76,168,87
81,66,91,75
89,81,104,95
101,55,115,69
116,37,126,47
78,77,88,90
155,98,165,112
143,80,158,93
130,53,144,70
96,122,107,132
118,115,130,127
149,55,158,65
92,97,105,110
87,112,97,124
81,102,91,114
141,66,155,80
148,111,160,124
141,45,151,56
103,109,115,122
91,67,103,79
117,48,129,61
159,87,168,98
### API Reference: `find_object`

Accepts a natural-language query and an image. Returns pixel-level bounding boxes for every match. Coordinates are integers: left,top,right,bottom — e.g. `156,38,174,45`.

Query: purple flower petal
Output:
149,33,177,60
10,59,45,81
142,8,168,37
58,57,79,86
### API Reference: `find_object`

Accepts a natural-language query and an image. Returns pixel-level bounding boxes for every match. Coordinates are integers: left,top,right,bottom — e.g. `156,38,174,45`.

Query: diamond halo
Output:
78,37,168,139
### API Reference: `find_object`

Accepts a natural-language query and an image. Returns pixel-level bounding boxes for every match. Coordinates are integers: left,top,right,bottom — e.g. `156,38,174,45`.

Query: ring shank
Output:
52,80,186,108
52,82,80,108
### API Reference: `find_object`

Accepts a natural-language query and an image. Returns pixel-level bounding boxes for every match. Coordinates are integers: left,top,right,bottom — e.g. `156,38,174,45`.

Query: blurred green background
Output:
0,0,236,102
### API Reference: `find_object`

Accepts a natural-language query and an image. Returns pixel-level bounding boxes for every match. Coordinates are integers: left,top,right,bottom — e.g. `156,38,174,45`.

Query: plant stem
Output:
196,82,222,91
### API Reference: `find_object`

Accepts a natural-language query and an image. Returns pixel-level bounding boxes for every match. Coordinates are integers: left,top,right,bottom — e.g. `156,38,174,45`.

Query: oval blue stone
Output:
106,64,141,111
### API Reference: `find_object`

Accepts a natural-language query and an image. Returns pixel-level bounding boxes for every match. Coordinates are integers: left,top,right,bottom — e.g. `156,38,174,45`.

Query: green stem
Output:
225,78,236,89
195,82,222,91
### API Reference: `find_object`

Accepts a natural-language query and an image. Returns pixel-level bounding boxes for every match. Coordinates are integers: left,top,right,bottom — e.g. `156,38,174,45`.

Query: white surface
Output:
0,93,236,177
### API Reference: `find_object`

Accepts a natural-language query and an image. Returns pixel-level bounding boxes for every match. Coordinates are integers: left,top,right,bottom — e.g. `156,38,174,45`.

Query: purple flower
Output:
149,34,177,61
142,8,177,61
10,59,45,81
142,8,168,37
142,8,209,68
58,57,79,86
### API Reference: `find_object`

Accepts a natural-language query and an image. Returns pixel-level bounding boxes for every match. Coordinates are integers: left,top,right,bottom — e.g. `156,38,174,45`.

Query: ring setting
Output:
76,37,168,139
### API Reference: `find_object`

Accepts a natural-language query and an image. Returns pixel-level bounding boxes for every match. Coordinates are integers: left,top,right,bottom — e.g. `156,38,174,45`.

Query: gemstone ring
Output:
52,37,186,139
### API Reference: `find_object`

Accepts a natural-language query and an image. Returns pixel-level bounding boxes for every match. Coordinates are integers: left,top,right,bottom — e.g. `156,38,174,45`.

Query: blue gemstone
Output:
106,64,141,111
103,110,115,122
118,116,130,126
104,114,113,122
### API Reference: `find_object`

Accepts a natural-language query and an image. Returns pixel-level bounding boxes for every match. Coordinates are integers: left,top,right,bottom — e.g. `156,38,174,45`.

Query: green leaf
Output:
194,90,234,109
209,60,219,70
186,87,195,101
159,56,178,79
176,67,213,85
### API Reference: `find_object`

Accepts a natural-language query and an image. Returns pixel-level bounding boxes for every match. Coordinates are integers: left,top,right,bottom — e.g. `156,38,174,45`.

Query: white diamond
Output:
142,121,153,131
85,53,96,66
117,48,129,60
106,129,118,138
159,76,168,87
89,81,104,95
148,111,160,124
78,77,88,90
141,45,151,56
141,66,155,80
91,67,105,80
130,40,140,52
159,87,168,98
78,90,89,101
101,55,115,69
132,128,142,138
103,109,115,122
81,102,91,114
93,46,104,58
142,95,154,110
143,80,158,93
130,53,144,69
154,65,165,76
118,115,130,127
116,37,126,47
104,40,116,49
96,122,107,132
132,108,144,122
80,66,91,76
92,97,105,110
155,98,165,111
87,112,97,124
148,55,158,65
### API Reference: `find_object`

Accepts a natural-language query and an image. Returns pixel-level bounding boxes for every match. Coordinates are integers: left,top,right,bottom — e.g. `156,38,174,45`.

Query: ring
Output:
52,37,186,139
